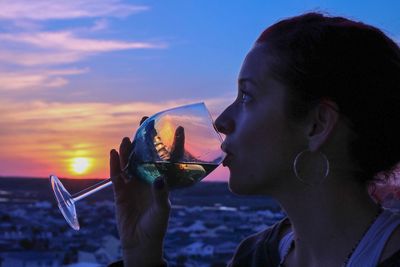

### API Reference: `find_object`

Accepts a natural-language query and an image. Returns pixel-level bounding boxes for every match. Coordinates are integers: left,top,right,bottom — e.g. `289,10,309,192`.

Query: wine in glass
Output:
50,102,225,230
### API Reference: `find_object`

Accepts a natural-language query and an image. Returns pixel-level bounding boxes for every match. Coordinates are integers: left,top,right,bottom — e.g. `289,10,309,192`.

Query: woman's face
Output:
215,45,305,195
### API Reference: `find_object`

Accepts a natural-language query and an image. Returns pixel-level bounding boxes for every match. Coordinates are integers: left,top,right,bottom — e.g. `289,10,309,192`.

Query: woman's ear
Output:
307,99,339,151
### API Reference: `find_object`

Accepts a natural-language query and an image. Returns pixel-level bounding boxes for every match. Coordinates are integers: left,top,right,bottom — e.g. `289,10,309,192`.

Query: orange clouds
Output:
0,97,231,180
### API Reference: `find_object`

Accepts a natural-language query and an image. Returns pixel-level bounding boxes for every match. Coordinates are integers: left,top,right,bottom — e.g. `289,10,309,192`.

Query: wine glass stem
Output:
71,178,113,202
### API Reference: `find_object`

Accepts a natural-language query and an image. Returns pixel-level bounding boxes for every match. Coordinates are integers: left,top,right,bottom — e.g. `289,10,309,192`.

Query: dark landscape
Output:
0,177,283,267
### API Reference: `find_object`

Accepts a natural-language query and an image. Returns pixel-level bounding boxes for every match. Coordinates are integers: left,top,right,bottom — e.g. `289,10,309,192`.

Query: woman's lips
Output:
221,142,233,167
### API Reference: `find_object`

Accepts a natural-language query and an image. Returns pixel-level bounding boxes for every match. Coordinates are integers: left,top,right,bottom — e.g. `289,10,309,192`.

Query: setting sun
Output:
158,116,175,148
71,157,91,175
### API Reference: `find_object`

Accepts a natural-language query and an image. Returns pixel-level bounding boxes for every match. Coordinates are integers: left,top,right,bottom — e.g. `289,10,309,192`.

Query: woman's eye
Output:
240,92,252,103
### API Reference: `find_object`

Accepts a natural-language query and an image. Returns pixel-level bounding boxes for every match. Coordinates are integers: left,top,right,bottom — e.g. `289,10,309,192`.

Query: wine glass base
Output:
50,175,80,230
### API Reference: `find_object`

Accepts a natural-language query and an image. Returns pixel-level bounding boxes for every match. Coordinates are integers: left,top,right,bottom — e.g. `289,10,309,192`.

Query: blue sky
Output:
2,0,399,105
0,0,399,179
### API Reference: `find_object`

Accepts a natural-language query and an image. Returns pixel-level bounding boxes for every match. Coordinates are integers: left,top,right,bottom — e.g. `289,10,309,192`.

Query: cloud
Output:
91,19,109,31
0,96,231,144
0,0,148,21
45,68,91,76
0,1,166,90
0,31,166,69
0,50,84,66
0,72,64,90
0,96,231,178
0,31,166,52
0,68,89,90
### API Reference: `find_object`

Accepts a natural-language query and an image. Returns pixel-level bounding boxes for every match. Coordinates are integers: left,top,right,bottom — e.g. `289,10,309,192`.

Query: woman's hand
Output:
110,118,171,266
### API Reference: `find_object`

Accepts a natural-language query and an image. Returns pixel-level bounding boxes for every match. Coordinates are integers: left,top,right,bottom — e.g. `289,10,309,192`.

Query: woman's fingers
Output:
119,137,131,167
110,149,124,188
170,126,185,162
119,137,132,182
113,116,148,184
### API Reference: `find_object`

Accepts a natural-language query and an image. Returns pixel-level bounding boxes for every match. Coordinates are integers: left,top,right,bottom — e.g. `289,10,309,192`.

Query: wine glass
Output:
50,102,225,230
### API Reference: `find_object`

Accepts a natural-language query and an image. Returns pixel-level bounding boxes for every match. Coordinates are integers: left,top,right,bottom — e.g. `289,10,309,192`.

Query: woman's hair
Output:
255,12,400,184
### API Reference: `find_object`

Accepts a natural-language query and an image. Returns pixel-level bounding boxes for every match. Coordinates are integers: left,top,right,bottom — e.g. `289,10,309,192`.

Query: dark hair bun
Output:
257,13,400,183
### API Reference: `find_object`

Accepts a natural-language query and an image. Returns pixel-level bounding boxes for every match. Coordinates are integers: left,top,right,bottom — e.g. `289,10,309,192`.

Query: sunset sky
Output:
1,0,399,181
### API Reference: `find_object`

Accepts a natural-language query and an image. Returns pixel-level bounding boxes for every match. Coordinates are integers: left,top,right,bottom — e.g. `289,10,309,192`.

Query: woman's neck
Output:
276,178,381,266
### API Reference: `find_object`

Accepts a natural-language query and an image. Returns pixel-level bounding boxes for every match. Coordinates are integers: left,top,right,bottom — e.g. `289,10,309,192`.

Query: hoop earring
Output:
293,149,330,186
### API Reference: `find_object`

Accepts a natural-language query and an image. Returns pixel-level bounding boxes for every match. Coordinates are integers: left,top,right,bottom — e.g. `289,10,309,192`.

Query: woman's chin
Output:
228,173,275,196
228,176,257,195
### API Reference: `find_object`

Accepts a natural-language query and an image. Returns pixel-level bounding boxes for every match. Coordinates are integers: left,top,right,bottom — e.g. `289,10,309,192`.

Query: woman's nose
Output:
214,107,235,135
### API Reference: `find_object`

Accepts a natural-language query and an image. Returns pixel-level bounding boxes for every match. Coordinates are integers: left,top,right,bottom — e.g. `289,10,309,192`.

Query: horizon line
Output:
0,175,228,182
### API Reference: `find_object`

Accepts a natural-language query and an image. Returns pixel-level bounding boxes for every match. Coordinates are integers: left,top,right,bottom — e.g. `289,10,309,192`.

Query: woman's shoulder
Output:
377,209,400,266
239,217,290,248
227,217,289,267
378,248,400,267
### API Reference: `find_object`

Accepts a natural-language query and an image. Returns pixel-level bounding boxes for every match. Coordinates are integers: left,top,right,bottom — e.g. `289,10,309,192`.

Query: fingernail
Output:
154,176,165,190
140,116,149,125
176,127,184,136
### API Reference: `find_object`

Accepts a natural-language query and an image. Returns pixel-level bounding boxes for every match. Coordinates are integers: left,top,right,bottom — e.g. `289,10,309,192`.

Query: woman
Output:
109,13,400,266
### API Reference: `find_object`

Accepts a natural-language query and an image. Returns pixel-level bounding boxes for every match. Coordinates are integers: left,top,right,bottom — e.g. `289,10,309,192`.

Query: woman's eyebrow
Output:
238,78,259,89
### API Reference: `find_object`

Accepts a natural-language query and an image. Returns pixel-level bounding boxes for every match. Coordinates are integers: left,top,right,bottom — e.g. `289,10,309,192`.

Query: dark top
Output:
228,218,400,267
109,218,400,267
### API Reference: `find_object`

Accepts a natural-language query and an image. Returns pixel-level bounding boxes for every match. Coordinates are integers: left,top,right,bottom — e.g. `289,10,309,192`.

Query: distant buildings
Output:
0,183,284,266
0,251,64,267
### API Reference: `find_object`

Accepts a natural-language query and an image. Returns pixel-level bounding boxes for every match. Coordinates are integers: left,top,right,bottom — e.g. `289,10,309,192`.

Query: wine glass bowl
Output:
130,102,224,188
50,102,225,230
